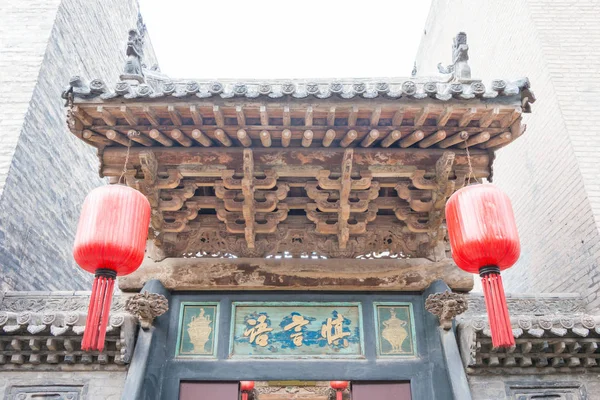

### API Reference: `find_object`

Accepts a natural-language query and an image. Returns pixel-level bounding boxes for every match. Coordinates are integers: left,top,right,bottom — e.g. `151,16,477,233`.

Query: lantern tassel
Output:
336,391,343,400
82,270,116,352
242,394,248,400
480,266,515,348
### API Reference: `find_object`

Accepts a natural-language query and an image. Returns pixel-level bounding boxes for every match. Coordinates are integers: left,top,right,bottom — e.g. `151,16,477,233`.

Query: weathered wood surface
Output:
118,257,474,292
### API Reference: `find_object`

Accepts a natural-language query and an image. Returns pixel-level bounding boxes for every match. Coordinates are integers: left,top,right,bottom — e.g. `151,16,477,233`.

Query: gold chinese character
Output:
321,313,350,347
283,314,310,346
243,314,273,347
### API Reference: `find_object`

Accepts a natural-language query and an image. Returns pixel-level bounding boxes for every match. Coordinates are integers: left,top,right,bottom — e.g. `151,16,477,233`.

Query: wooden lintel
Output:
103,147,491,172
118,257,474,292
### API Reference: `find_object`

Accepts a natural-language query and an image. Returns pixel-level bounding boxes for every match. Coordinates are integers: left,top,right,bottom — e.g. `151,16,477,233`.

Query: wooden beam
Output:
392,109,404,126
260,130,272,147
127,129,153,146
214,129,232,147
213,105,224,128
380,130,401,148
399,130,425,148
348,106,358,127
414,106,430,127
120,106,138,125
327,107,336,126
302,130,313,147
370,107,382,126
169,129,192,147
168,105,183,126
459,107,477,127
281,129,291,147
283,106,291,126
322,129,336,147
143,106,160,126
191,129,212,147
361,129,379,147
438,131,469,148
479,132,511,149
237,129,252,147
105,129,130,146
419,130,446,148
340,129,357,147
149,129,173,147
119,257,474,292
97,106,116,126
502,109,521,128
305,106,313,127
241,149,256,248
260,105,269,126
190,105,203,126
479,107,499,128
72,106,94,126
457,131,490,148
235,105,246,126
82,129,112,146
437,106,454,127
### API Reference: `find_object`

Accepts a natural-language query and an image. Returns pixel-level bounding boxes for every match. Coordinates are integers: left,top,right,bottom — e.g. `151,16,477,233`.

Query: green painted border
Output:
373,302,418,358
229,301,365,359
175,301,220,358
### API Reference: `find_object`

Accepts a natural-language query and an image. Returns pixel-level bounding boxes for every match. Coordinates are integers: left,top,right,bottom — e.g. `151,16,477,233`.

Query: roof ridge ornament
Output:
437,32,471,82
120,27,146,83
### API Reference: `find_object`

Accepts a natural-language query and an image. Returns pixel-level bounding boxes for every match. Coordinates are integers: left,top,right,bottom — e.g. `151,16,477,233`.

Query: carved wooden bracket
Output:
425,291,468,330
125,292,169,330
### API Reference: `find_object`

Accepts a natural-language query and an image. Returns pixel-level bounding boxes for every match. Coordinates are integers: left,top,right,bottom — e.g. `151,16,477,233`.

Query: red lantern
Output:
73,185,150,352
330,381,349,400
240,381,255,400
446,184,520,348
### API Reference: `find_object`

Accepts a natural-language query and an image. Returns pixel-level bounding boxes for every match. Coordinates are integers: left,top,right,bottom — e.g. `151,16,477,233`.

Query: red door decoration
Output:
330,381,349,400
445,184,520,348
240,381,255,400
73,185,150,351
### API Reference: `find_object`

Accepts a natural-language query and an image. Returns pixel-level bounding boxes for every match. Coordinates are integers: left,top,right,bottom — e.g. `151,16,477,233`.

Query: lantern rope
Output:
465,143,474,185
118,139,132,185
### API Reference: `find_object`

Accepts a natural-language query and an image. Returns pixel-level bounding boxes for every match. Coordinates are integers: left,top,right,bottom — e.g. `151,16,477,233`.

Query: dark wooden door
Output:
179,382,239,400
352,382,412,400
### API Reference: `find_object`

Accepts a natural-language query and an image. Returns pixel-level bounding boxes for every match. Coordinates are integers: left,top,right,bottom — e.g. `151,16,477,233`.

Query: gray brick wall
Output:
0,371,126,399
0,0,157,291
415,0,600,309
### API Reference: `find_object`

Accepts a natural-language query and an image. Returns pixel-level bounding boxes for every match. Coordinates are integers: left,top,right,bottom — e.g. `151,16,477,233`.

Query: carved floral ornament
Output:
125,292,169,329
425,291,468,329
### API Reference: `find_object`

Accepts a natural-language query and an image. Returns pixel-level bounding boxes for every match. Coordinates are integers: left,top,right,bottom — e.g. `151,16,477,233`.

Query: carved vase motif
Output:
381,309,408,353
187,308,212,353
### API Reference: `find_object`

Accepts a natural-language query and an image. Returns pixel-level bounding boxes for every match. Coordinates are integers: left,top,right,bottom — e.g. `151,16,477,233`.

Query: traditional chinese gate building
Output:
3,21,600,399
59,29,539,399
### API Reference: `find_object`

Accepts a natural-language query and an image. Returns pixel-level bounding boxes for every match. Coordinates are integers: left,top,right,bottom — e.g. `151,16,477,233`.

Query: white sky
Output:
139,0,433,80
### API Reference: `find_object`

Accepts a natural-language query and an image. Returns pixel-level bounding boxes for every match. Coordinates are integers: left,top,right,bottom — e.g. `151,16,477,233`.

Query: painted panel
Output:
373,302,417,357
230,302,364,358
175,302,219,358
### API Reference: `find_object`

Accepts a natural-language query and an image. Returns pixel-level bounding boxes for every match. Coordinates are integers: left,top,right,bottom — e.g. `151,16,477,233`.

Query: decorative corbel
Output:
425,291,468,330
125,292,168,329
